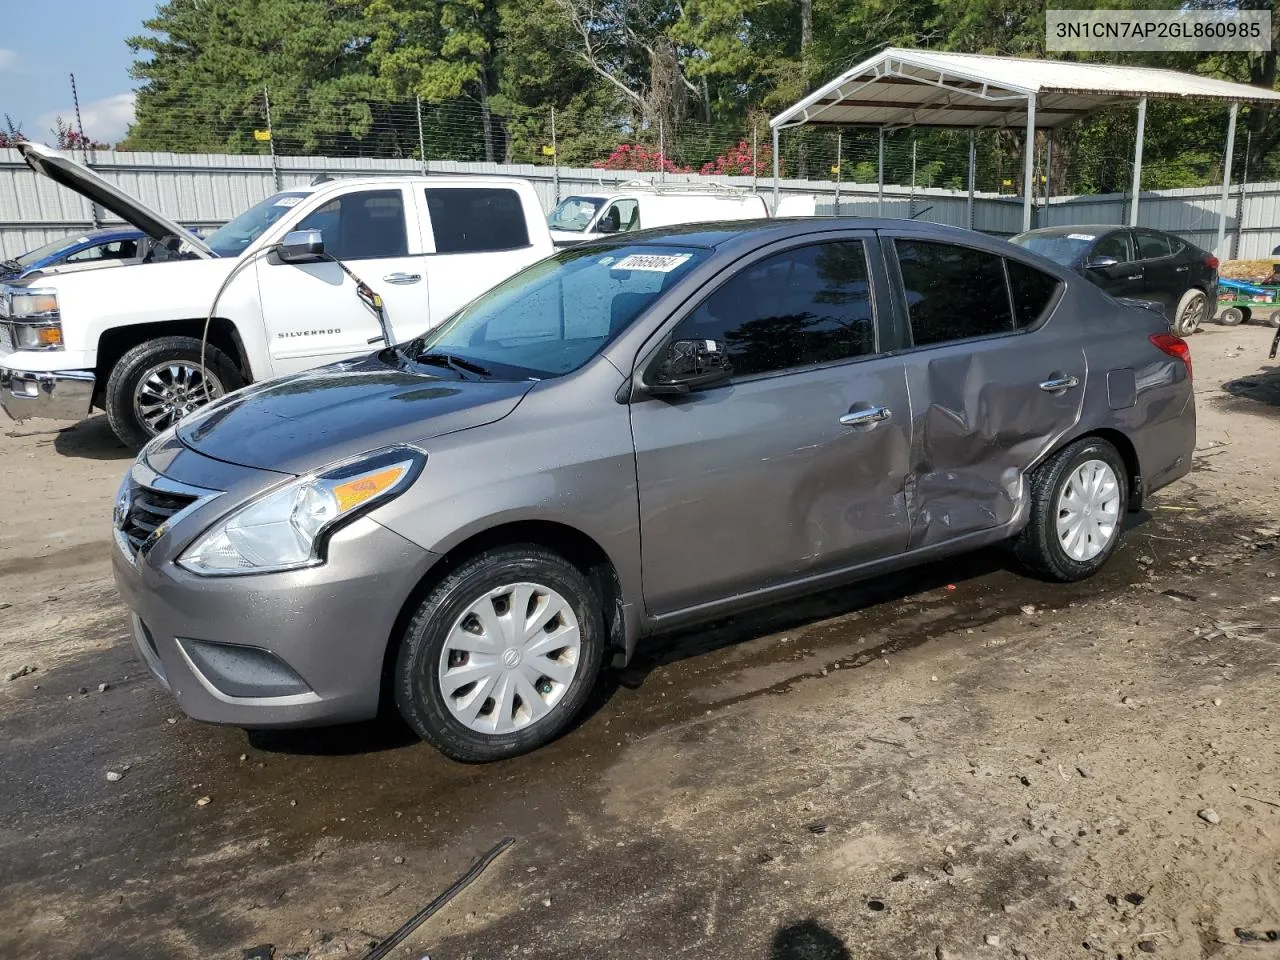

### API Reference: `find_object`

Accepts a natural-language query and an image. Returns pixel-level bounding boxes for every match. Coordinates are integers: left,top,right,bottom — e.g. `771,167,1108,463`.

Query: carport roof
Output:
771,47,1280,131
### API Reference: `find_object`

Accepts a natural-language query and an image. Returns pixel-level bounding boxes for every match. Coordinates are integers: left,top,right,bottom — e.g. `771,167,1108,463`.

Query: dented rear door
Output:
885,235,1086,549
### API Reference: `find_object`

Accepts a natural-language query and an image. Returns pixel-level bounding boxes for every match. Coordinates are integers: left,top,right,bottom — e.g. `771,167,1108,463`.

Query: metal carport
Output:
771,47,1280,252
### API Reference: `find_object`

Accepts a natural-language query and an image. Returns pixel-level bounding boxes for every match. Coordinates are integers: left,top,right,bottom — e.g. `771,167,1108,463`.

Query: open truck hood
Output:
18,142,216,259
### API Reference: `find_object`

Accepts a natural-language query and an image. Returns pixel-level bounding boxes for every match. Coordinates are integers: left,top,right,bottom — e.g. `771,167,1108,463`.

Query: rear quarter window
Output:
1006,259,1062,329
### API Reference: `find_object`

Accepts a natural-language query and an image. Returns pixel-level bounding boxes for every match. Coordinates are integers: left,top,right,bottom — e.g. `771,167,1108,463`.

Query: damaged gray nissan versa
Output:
111,218,1196,762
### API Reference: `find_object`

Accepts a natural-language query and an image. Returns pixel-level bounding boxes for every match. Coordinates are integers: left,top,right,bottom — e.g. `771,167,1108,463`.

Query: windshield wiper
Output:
1,259,21,273
414,351,491,378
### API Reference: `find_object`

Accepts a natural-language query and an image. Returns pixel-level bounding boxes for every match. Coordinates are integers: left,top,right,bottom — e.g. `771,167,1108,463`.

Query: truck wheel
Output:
1218,306,1245,326
1171,289,1206,336
1266,310,1280,329
1012,437,1129,583
105,336,244,449
394,545,606,762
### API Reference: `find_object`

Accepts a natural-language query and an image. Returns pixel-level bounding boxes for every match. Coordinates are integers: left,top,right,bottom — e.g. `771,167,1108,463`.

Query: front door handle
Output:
382,272,421,284
1126,274,1142,281
840,406,892,427
1039,375,1080,392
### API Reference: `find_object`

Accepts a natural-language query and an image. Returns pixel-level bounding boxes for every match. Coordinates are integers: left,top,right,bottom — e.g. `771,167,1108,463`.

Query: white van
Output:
547,184,769,245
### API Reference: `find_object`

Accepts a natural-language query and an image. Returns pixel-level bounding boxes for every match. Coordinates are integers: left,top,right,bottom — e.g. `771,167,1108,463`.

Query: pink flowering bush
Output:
700,139,778,177
594,142,690,173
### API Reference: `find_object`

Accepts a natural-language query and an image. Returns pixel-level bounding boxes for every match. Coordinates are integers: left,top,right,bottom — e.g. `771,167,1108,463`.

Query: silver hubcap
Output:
1056,459,1121,562
438,582,582,735
1179,294,1205,332
133,362,224,434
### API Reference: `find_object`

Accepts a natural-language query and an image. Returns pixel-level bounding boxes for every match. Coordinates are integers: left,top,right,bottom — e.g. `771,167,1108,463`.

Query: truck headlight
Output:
178,447,425,576
2,287,62,350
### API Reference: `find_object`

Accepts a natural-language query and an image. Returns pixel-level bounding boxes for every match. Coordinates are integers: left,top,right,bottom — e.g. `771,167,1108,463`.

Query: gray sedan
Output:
112,218,1196,761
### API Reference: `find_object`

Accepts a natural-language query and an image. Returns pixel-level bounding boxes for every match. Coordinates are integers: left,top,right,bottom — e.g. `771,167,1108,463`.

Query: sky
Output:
1,0,159,145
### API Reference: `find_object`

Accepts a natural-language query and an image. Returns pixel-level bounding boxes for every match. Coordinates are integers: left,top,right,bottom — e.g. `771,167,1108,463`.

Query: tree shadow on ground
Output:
771,919,852,960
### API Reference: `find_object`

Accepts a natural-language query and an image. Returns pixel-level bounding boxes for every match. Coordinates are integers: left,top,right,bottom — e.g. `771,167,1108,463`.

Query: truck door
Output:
415,186,544,326
256,186,430,376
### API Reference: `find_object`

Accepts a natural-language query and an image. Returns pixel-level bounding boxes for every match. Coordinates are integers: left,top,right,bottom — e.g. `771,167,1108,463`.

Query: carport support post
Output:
966,130,975,230
877,127,885,216
1217,102,1239,258
1129,97,1147,226
1022,95,1036,232
771,126,780,212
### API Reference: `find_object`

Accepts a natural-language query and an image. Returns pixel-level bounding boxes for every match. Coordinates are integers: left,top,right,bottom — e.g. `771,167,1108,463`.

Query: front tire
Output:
1013,438,1129,582
104,336,244,449
1171,289,1207,336
394,545,606,762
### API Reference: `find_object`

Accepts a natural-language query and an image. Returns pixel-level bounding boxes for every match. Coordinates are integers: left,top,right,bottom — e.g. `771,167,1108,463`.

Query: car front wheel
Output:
1013,437,1129,582
394,545,606,762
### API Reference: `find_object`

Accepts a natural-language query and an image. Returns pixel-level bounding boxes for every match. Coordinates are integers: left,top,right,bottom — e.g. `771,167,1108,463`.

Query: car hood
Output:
17,142,215,259
176,354,535,475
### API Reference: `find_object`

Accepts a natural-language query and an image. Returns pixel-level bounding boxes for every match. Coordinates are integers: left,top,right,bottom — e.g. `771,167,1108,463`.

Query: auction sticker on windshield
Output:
612,253,692,272
274,196,304,207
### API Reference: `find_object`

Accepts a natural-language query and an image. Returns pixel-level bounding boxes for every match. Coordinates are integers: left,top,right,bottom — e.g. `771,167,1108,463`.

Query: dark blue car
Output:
1,227,149,281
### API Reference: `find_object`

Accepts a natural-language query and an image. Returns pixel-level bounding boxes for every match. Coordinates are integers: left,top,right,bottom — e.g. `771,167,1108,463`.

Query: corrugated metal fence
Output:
2,147,1275,260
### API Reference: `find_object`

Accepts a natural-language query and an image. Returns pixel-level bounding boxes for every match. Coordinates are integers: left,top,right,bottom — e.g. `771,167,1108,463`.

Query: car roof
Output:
594,216,1013,250
77,226,147,241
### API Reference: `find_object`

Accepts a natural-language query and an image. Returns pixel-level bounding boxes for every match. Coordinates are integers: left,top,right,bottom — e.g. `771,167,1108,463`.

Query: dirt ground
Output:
2,321,1279,960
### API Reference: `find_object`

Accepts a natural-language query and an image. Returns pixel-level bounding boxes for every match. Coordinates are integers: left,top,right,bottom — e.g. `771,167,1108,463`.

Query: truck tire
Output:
105,336,244,449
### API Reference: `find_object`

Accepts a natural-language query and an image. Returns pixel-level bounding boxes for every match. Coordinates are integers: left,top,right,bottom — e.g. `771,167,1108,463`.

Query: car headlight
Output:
2,286,62,350
178,446,425,576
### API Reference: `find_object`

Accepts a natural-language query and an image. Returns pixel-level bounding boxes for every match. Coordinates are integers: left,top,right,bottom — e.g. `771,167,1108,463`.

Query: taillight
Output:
1204,254,1219,271
1150,332,1192,380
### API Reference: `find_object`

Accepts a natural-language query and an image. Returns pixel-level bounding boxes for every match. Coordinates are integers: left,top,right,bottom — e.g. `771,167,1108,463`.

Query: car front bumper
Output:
111,457,440,728
0,366,94,422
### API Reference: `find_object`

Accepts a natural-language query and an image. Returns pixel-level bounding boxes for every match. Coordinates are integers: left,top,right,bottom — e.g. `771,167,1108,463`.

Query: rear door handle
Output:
1039,375,1080,392
382,272,421,284
1175,265,1189,272
1126,274,1142,281
840,406,892,427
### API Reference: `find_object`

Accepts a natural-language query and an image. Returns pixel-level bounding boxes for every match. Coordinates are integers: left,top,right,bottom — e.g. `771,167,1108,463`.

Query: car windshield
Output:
204,191,310,257
1010,232,1095,267
547,196,606,232
413,244,707,379
15,235,81,267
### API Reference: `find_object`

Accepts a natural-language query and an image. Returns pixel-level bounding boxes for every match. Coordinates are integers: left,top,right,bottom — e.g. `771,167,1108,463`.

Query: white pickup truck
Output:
0,143,554,446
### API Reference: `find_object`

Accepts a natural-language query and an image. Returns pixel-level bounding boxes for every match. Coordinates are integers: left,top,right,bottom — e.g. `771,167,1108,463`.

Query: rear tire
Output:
1171,289,1206,336
104,336,243,449
1219,306,1246,326
1013,438,1129,582
394,545,606,762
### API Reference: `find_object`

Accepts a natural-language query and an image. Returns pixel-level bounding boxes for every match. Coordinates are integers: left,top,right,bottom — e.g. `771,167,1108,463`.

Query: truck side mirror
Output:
278,229,326,264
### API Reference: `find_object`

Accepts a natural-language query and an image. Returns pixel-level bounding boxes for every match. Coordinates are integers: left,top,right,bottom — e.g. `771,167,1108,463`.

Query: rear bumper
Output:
0,366,94,421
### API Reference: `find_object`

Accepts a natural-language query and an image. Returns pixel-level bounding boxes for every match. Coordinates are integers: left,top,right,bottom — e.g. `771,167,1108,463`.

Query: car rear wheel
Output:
1171,289,1206,336
1013,437,1129,582
1218,306,1246,326
394,545,606,762
104,336,244,449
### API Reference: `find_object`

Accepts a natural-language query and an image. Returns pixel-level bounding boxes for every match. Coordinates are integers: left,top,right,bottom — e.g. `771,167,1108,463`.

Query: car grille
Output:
122,487,198,556
0,321,13,354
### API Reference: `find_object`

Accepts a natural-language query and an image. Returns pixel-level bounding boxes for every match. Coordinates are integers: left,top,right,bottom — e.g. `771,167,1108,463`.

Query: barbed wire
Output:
11,86,1249,196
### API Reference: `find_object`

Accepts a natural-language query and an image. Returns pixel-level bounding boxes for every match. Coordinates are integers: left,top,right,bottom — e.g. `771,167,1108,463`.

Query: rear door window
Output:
425,187,530,253
295,189,408,261
1136,231,1172,260
895,239,1013,346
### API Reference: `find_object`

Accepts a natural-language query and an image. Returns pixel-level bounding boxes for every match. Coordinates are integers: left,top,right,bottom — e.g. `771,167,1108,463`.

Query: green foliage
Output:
118,0,1280,190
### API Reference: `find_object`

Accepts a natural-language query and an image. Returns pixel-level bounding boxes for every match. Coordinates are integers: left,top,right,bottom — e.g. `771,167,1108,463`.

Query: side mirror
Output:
595,215,619,234
1085,255,1119,270
277,229,325,264
645,339,732,395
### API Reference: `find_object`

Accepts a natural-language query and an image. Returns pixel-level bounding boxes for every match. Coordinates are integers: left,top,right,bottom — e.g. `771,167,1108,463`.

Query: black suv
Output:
1012,225,1218,336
